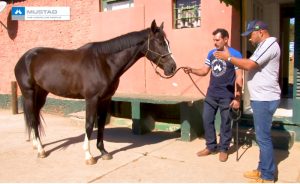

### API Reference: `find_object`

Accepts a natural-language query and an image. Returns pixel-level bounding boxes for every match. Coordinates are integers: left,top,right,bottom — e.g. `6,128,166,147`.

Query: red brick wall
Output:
0,0,97,95
0,0,240,98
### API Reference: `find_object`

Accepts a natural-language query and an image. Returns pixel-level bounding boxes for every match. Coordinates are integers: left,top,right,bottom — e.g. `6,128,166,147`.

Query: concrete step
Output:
232,123,295,150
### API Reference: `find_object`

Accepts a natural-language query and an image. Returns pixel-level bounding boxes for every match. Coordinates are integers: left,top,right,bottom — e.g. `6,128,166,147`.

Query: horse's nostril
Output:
172,64,176,73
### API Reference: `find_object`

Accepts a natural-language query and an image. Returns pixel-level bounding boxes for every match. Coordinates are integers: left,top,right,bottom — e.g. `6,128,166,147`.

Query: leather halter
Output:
144,35,172,72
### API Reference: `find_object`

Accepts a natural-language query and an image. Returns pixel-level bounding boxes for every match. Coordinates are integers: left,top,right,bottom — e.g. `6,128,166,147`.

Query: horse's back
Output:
15,47,87,76
15,46,101,98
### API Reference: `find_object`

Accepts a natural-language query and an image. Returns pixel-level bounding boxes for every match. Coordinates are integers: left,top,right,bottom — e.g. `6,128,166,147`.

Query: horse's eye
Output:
159,40,166,46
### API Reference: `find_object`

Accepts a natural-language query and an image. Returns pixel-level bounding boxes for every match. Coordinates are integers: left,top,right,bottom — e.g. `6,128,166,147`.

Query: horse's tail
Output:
22,95,45,141
15,49,44,140
21,95,34,140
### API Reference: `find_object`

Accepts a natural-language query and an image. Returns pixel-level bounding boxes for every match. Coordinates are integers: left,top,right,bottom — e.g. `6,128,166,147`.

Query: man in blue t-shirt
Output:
184,28,243,162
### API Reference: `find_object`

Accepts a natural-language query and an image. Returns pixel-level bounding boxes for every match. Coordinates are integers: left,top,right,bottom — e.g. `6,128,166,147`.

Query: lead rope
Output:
151,66,207,95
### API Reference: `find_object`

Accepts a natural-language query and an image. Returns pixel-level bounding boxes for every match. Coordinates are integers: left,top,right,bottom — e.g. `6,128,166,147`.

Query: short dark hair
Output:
212,28,229,39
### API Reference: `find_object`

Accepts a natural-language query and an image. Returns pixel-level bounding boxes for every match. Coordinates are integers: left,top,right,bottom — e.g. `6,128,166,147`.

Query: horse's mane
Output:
81,28,151,54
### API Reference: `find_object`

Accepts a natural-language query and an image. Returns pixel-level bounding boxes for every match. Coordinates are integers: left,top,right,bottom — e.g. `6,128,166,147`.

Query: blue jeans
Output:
202,96,232,152
251,100,280,181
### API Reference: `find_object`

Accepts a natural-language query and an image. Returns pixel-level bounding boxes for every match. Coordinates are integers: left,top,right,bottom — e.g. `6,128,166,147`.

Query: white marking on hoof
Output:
83,134,94,162
85,157,97,165
38,150,47,158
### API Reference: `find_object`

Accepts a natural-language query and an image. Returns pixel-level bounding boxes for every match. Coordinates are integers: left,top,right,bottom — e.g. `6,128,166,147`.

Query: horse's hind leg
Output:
15,55,48,158
23,86,48,158
96,99,112,160
22,90,44,157
32,86,48,157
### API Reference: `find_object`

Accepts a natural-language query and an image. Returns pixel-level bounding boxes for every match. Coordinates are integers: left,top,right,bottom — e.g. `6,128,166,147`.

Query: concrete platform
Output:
0,109,300,183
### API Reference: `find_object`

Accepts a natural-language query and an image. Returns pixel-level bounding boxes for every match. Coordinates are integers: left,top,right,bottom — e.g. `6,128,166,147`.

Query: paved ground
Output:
0,109,300,183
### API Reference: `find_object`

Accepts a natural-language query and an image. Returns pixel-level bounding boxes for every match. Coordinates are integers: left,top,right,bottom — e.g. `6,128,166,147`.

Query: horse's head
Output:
145,20,177,76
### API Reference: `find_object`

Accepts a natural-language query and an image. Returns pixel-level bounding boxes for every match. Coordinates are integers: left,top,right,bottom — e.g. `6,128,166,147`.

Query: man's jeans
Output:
202,96,232,152
251,100,280,181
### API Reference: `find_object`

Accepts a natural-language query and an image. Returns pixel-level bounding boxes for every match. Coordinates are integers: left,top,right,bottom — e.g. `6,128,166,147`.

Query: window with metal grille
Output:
173,0,201,29
101,0,134,12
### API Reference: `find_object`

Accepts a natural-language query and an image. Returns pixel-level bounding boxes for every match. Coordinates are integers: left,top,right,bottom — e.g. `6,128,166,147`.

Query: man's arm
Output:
214,46,258,71
229,68,243,109
229,57,258,71
184,65,210,76
234,69,243,101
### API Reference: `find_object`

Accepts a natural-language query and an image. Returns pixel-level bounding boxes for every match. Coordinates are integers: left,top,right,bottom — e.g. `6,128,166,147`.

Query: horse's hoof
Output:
85,157,97,165
101,153,112,160
38,151,47,158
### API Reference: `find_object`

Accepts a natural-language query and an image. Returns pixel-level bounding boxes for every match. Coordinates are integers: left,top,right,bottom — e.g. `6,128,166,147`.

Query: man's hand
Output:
230,99,240,110
183,67,192,74
214,46,231,61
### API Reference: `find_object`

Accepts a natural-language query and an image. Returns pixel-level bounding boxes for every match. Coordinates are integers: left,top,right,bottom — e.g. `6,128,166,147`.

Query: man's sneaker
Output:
244,170,261,179
196,148,217,157
219,151,228,162
249,177,274,183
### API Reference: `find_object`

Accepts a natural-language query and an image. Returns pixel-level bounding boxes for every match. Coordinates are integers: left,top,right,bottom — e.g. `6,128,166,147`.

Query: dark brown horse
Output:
14,20,176,165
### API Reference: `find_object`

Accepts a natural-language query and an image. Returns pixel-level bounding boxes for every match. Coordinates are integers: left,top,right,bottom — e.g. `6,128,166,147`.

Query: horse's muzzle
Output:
164,61,177,76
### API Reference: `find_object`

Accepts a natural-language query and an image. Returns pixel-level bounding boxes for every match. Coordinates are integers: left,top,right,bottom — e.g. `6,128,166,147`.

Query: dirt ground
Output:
0,109,300,183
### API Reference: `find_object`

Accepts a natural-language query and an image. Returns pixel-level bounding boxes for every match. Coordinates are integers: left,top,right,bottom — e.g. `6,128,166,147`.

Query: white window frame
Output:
101,0,134,12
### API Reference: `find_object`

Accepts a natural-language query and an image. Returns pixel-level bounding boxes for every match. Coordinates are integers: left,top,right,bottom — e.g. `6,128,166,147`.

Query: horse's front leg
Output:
83,97,98,165
96,99,112,160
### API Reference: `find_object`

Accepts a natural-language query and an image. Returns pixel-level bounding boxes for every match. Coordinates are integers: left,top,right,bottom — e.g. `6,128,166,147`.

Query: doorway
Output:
280,4,295,99
276,4,294,117
241,0,295,117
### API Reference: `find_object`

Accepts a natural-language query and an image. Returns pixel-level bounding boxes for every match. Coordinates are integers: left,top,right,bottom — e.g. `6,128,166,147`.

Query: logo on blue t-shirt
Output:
211,58,227,77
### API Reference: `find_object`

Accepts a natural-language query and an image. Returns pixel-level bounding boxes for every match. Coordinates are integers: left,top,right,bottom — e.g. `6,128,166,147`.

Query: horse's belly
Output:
51,91,84,99
37,79,85,99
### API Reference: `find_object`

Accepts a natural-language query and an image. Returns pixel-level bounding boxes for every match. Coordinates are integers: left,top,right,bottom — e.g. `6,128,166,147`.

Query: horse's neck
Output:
93,29,149,79
112,43,146,78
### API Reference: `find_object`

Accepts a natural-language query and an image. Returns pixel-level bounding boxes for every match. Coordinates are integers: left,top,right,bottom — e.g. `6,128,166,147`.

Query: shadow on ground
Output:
43,127,180,159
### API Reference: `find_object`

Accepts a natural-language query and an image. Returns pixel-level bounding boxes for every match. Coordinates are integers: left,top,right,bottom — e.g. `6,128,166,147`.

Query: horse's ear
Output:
151,20,157,33
159,22,164,30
